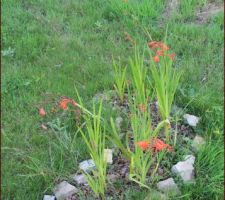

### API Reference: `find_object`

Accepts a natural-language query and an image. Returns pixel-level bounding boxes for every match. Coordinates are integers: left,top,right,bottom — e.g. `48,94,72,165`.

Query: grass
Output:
2,0,224,199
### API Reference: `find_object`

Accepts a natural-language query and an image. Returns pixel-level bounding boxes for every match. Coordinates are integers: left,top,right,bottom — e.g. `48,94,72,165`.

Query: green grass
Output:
2,0,224,199
180,140,224,199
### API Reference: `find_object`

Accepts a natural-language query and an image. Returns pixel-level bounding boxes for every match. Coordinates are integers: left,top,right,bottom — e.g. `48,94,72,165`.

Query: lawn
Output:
2,0,224,199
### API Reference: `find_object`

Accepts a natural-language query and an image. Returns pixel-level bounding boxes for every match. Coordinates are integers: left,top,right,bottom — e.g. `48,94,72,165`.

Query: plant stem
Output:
165,125,170,143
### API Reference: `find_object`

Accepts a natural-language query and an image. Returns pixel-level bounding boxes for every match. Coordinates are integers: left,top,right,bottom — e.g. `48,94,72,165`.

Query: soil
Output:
68,92,194,199
162,0,180,19
196,3,224,24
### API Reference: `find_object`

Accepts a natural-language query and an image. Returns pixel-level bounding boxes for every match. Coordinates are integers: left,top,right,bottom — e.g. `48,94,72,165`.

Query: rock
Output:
171,161,195,183
53,181,78,200
183,155,195,165
104,149,113,164
192,135,206,152
183,114,200,127
79,159,96,173
115,116,123,130
43,195,55,200
72,174,87,185
157,178,180,195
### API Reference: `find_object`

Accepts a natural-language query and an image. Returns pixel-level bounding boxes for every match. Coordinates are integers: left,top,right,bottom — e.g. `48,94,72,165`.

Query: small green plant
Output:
113,59,127,102
129,48,149,104
110,117,131,160
128,93,171,187
79,101,107,199
148,41,182,141
128,100,153,188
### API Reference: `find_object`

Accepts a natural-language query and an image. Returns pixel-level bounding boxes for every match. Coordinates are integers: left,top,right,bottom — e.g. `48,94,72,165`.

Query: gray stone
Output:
72,174,87,185
171,161,195,183
43,195,55,200
184,155,195,165
79,159,96,173
115,116,123,130
183,114,200,127
157,178,180,195
104,149,113,164
192,135,206,152
53,181,78,200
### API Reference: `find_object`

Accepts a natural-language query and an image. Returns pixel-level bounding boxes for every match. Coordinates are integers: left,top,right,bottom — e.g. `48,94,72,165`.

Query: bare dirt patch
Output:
162,0,180,19
196,3,224,24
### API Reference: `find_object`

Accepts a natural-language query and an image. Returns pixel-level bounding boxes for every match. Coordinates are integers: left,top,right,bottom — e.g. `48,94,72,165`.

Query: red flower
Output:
153,55,160,63
148,41,169,52
151,138,173,152
59,97,77,110
148,41,160,50
39,107,46,117
136,140,150,151
167,53,176,61
156,50,164,56
136,138,173,153
161,43,169,51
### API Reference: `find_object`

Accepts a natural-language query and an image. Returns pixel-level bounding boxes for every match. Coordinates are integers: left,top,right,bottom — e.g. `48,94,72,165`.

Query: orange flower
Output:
161,43,169,51
59,97,77,110
156,50,164,56
148,41,160,50
59,98,71,110
153,55,160,63
138,103,147,112
167,53,175,61
39,107,46,117
136,140,150,151
151,138,173,152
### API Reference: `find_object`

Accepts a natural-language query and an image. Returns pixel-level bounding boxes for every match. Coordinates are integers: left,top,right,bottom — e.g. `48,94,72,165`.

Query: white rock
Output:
104,149,113,164
72,174,87,185
171,161,195,183
53,181,78,200
115,117,123,130
192,135,206,152
157,178,180,195
184,155,195,165
183,114,200,127
79,159,96,173
43,195,55,200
